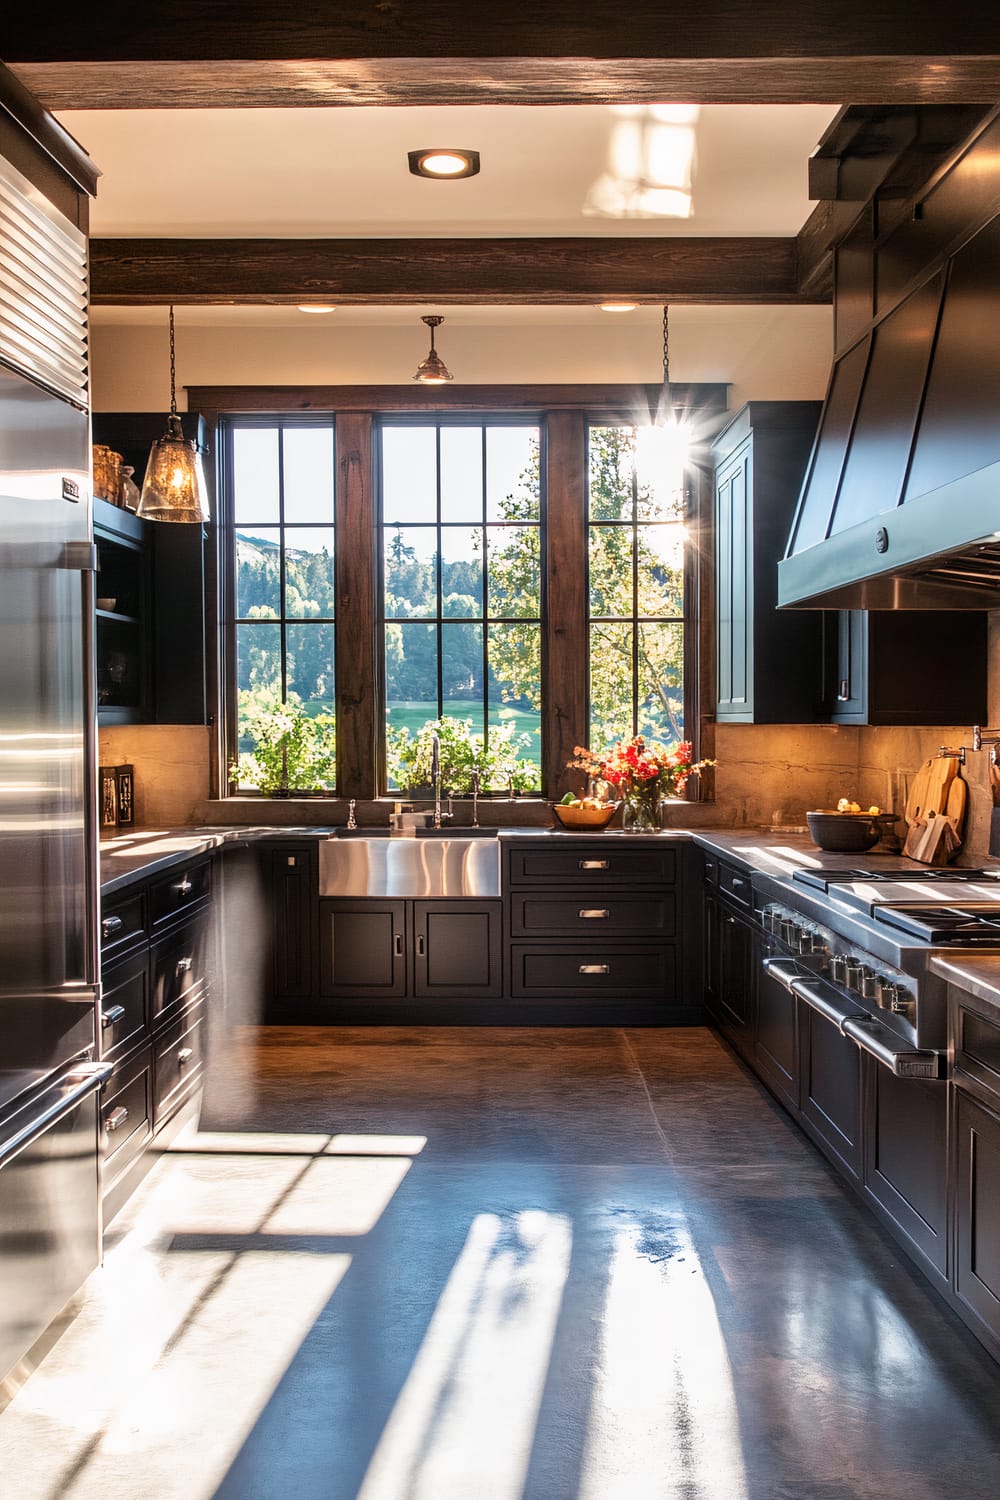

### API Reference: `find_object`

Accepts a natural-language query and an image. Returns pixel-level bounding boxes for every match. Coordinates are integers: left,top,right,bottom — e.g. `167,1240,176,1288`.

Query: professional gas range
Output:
751,864,1000,1079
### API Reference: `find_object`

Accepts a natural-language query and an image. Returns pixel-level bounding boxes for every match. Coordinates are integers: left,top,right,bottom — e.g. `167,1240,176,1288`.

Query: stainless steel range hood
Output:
779,148,1000,610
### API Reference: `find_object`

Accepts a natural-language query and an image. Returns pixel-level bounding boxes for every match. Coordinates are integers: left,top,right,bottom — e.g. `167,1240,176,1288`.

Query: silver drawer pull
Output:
177,1047,194,1066
102,914,124,938
579,909,610,919
579,963,610,975
579,859,609,870
394,933,403,957
176,956,194,973
101,1003,127,1029
105,1106,129,1132
174,878,193,896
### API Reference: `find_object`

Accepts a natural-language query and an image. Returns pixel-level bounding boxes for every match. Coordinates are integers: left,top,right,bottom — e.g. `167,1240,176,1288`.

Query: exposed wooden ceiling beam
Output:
89,236,827,306
7,2,1000,108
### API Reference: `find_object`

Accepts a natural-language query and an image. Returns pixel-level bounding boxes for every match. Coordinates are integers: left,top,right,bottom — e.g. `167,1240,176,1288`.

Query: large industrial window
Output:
587,423,688,752
227,418,337,792
379,418,543,791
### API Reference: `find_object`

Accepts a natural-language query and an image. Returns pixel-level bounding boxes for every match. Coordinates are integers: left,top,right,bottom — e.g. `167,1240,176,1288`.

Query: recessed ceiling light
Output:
598,303,638,312
297,304,337,314
408,148,481,180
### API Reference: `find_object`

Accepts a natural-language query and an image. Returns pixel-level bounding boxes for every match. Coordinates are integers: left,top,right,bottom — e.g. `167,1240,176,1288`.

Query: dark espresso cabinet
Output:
701,851,755,1057
506,838,695,1021
714,403,823,723
100,855,214,1220
798,1000,862,1180
951,984,1000,1357
862,1061,949,1280
92,414,209,725
319,898,502,1003
824,609,987,726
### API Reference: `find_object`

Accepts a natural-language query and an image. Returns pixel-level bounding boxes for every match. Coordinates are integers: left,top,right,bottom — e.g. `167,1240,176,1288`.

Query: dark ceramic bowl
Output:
805,810,882,853
551,801,618,830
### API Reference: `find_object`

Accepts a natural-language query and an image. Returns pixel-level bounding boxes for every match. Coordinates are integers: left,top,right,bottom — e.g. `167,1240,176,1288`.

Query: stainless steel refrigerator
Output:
0,355,110,1388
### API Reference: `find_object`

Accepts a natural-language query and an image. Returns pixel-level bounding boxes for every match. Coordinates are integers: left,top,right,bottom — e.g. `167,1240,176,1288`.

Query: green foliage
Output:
386,715,535,795
233,687,336,793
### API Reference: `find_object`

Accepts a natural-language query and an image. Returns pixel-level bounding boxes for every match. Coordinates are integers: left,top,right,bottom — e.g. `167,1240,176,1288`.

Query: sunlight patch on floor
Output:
0,1151,352,1500
578,1221,748,1500
357,1209,572,1500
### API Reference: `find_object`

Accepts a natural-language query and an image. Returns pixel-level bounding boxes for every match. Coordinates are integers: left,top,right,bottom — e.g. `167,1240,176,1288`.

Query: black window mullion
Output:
435,426,444,719
481,425,490,748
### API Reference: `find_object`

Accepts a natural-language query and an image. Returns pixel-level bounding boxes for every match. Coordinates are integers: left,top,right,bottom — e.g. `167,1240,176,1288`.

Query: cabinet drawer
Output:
100,890,146,960
718,861,752,909
154,1002,205,1127
151,911,212,1022
507,844,676,887
955,1001,1000,1103
509,892,676,939
102,1046,153,1185
100,948,149,1063
510,944,676,1000
150,858,212,930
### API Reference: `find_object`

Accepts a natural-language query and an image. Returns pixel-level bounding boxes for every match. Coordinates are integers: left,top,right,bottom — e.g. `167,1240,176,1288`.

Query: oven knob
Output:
879,981,909,1013
796,930,815,954
860,971,882,1002
844,960,865,990
829,954,849,983
779,919,799,945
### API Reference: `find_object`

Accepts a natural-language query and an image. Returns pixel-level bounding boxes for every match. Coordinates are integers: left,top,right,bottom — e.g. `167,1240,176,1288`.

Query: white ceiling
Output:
66,102,839,328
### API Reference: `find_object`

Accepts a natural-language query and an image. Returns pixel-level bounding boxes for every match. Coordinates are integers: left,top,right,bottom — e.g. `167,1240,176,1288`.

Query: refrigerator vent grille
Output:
0,156,88,408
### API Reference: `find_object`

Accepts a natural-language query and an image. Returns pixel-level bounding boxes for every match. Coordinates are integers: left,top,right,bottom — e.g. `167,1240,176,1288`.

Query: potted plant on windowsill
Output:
385,714,536,798
231,689,336,795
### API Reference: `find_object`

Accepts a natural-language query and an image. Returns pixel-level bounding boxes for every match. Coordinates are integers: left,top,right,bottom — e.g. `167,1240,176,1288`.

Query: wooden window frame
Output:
193,383,726,803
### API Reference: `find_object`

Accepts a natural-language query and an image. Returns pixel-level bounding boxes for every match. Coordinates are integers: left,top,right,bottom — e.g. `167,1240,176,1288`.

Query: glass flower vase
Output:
621,787,662,833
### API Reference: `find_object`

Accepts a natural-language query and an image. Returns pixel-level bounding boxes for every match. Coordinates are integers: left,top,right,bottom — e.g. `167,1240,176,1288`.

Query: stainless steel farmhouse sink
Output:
319,834,500,897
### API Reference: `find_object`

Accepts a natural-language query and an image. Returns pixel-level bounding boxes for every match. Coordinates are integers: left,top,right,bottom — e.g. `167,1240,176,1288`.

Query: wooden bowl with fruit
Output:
550,794,619,829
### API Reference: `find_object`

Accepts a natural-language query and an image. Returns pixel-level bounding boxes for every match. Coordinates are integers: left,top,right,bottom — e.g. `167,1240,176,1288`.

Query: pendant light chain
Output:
168,303,178,416
662,304,670,388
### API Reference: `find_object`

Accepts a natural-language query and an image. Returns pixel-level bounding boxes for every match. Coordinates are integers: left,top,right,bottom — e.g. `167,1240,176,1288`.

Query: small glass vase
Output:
621,788,662,833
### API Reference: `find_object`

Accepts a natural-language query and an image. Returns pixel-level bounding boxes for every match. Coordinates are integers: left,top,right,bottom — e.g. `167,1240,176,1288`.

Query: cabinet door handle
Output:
579,859,609,870
176,956,194,973
105,1106,129,1132
102,914,124,939
416,934,425,956
725,914,736,925
174,878,193,896
101,1003,126,1029
838,679,850,702
177,1047,194,1066
579,909,610,919
579,963,610,975
394,933,403,957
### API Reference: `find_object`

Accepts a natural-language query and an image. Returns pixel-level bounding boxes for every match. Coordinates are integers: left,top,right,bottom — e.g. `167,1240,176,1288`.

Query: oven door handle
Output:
789,975,866,1032
762,956,809,993
841,1016,946,1080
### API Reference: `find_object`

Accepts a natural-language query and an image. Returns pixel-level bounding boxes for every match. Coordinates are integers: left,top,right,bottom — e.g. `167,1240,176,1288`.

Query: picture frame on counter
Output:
115,764,135,826
99,765,118,829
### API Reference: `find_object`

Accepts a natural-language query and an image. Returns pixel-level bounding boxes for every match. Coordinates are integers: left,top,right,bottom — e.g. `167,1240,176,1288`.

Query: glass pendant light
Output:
137,305,209,523
411,315,454,384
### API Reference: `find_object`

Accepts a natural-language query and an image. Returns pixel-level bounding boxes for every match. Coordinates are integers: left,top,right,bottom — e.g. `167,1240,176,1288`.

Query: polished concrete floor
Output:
2,1025,1000,1499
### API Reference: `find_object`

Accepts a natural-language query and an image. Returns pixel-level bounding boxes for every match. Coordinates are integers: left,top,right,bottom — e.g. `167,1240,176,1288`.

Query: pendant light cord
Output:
168,303,177,417
662,304,670,390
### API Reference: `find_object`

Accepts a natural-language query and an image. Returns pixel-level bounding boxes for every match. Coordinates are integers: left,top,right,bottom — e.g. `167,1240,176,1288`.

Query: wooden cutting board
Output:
905,759,935,826
924,755,959,818
946,772,967,835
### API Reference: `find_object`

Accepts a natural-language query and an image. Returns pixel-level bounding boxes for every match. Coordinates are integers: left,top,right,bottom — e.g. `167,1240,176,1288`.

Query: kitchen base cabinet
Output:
954,1090,1000,1358
319,899,502,1006
754,936,800,1113
506,837,694,1023
862,1061,948,1281
320,899,407,999
701,852,756,1058
798,1003,862,1180
99,854,215,1224
265,843,317,1002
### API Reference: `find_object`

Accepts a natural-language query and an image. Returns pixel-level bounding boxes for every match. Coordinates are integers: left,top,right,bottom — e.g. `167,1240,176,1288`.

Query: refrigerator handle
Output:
0,1062,112,1171
78,545,101,1000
